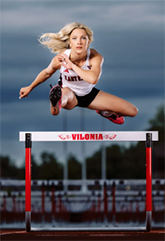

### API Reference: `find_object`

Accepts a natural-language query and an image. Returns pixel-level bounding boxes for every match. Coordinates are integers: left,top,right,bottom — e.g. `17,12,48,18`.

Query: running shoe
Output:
49,85,62,112
96,110,124,125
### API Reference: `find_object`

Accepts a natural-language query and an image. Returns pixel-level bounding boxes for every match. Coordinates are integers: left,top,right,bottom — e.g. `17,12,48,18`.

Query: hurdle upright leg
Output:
25,133,32,232
145,133,152,232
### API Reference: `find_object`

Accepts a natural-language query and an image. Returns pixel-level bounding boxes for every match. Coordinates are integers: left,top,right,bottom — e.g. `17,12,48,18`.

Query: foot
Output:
49,85,62,114
96,110,124,125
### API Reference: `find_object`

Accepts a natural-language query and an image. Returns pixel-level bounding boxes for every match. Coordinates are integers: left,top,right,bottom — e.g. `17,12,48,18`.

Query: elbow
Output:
92,79,98,85
43,70,52,80
90,77,99,85
90,70,101,85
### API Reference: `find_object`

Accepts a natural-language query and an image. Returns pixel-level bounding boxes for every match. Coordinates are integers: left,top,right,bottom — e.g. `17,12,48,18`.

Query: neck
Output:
70,49,88,63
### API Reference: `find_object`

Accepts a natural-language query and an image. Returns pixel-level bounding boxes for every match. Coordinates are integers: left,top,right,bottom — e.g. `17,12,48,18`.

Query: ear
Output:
88,41,91,48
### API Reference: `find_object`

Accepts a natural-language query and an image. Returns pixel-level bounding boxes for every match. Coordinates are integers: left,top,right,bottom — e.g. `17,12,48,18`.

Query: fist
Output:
19,86,31,99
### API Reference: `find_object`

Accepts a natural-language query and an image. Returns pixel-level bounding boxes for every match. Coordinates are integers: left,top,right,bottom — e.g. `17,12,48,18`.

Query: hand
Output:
19,86,31,99
57,53,73,70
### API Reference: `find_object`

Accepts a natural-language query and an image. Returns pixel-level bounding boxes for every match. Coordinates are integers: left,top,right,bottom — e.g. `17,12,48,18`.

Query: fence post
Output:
112,181,116,225
103,181,108,224
42,182,45,224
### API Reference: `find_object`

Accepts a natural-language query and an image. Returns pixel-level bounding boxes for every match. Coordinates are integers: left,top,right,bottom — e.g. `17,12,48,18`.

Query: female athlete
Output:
19,22,138,124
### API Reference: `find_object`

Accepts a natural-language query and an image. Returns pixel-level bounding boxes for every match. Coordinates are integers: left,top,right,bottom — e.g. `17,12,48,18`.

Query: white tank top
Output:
59,48,95,96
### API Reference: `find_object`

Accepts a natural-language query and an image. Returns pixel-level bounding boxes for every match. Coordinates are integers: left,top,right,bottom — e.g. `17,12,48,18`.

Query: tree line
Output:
0,105,164,180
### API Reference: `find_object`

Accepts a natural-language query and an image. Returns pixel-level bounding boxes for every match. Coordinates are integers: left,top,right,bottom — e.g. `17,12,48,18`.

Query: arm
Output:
58,49,104,85
19,56,61,99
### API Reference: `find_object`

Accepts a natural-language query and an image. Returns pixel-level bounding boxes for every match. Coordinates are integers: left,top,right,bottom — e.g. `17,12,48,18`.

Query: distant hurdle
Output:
19,131,159,232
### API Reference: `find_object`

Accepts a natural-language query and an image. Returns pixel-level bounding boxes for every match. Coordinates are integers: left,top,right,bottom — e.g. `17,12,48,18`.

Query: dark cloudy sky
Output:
1,0,164,167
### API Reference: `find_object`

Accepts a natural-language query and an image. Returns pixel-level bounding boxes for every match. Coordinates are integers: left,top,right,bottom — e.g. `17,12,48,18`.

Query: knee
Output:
130,106,138,117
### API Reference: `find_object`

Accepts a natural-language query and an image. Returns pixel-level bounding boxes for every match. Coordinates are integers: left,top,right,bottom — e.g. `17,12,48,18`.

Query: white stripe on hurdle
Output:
19,131,158,142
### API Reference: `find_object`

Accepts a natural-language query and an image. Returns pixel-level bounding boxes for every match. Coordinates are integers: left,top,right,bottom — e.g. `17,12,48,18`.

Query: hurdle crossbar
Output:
19,131,158,232
19,131,158,142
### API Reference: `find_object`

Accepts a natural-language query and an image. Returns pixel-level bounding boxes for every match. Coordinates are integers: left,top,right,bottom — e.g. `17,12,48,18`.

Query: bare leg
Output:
50,87,78,115
88,90,138,117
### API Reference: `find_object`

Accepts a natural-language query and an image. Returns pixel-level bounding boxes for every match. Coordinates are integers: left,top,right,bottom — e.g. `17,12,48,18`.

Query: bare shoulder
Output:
90,49,104,64
90,49,103,60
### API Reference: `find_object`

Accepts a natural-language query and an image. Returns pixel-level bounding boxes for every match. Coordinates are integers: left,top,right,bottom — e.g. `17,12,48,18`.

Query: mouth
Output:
76,46,82,49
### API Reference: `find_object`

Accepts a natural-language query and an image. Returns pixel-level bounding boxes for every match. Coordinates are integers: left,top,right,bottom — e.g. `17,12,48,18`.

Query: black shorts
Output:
75,87,100,108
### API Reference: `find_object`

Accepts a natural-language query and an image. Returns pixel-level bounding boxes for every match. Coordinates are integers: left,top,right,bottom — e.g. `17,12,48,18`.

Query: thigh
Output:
62,87,78,110
88,90,137,117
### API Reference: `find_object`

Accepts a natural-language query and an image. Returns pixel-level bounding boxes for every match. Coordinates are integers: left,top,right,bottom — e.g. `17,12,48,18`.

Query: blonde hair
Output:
39,22,94,54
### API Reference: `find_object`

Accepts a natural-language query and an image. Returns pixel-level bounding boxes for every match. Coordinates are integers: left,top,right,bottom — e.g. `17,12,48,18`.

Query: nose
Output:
77,37,82,44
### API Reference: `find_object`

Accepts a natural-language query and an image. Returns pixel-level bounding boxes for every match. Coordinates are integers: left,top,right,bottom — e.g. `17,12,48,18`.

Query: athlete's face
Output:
69,28,90,53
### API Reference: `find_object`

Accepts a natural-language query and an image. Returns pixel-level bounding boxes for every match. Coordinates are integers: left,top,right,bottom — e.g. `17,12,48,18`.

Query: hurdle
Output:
19,131,158,232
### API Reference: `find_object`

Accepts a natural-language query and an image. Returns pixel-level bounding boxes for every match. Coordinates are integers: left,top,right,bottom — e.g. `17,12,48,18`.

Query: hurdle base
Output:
25,211,31,232
31,226,146,231
146,211,152,232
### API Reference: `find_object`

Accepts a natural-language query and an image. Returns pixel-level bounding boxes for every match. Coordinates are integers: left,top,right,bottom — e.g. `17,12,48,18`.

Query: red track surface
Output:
0,229,165,241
